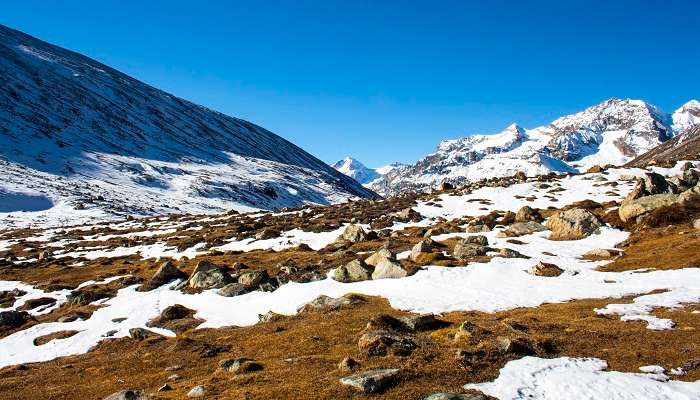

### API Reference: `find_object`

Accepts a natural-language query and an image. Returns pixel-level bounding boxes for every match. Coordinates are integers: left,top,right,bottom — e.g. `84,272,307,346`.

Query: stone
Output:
187,385,206,398
332,260,371,282
694,218,700,231
371,258,407,280
495,336,537,355
583,248,624,259
258,311,284,323
358,330,417,357
515,206,543,223
339,224,368,243
528,261,564,277
237,270,268,288
157,384,173,392
37,250,52,261
453,240,487,260
158,304,192,321
463,235,489,246
497,248,527,258
188,267,234,289
440,182,455,191
678,185,700,204
395,207,423,222
641,172,672,194
218,357,263,373
410,239,434,261
364,248,395,267
466,223,491,233
681,162,695,171
425,394,488,400
218,283,248,297
398,314,448,331
298,294,365,313
339,368,400,394
546,208,602,240
102,390,147,400
618,194,679,222
0,310,29,328
139,261,186,291
129,328,161,340
255,228,279,240
498,222,546,237
338,356,360,371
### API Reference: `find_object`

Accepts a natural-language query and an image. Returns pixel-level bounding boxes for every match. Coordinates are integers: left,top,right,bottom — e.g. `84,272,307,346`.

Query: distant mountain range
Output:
330,157,405,185
0,24,376,227
334,99,700,195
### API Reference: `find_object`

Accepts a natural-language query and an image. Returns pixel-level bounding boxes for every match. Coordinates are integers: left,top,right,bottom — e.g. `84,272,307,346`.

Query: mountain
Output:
0,24,375,228
370,99,698,195
331,157,406,186
627,124,700,167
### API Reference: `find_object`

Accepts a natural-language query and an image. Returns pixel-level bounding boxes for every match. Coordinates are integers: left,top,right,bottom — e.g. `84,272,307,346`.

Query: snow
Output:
213,225,348,252
595,287,700,330
464,356,700,400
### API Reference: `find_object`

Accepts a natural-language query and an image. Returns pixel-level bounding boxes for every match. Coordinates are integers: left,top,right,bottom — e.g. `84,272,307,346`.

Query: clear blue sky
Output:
2,1,699,167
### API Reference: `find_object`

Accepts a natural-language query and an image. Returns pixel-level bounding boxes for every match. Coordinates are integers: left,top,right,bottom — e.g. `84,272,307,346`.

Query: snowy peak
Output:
672,99,700,133
331,157,380,184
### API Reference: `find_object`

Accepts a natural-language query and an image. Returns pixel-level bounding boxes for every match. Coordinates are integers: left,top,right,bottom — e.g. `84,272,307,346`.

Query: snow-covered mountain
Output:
0,24,375,228
331,157,406,186
371,98,699,195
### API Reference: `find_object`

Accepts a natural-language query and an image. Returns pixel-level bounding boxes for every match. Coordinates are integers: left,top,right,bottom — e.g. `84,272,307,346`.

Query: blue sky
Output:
2,1,699,167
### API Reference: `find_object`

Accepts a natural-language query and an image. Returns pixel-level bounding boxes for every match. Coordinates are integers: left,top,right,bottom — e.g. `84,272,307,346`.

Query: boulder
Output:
338,357,360,371
528,261,564,277
498,221,546,237
463,235,489,246
371,258,407,280
218,283,248,297
398,314,448,331
618,194,678,222
694,218,700,231
339,368,400,394
410,239,434,261
364,248,395,267
218,357,263,373
298,294,365,313
139,261,186,291
546,209,602,240
187,386,205,398
497,248,527,258
678,185,700,204
129,328,162,340
339,224,368,243
188,267,234,289
0,310,29,328
358,330,416,357
237,270,268,289
440,182,455,191
681,162,695,171
515,206,543,223
466,223,491,233
332,260,372,282
641,172,672,194
453,241,487,260
395,207,423,222
582,248,624,259
255,229,280,240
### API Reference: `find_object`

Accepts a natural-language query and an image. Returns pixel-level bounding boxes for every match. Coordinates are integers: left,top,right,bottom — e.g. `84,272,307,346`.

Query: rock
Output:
298,294,365,313
339,368,400,394
37,250,52,261
0,310,29,328
641,172,672,194
255,228,279,240
498,222,546,237
67,288,111,306
528,261,564,277
218,283,248,297
102,390,147,400
258,310,284,323
587,165,604,173
398,314,448,331
583,248,624,259
332,259,372,282
618,194,678,222
364,248,395,267
694,218,700,231
188,267,234,289
338,357,360,371
339,224,368,243
678,185,700,204
466,223,491,233
237,270,268,289
453,241,487,260
396,207,423,222
495,336,537,355
187,385,206,398
17,297,56,311
139,261,186,291
129,328,161,340
440,181,455,191
371,258,407,280
424,227,447,237
410,239,434,261
463,235,489,246
157,384,173,392
218,357,263,373
157,304,192,321
546,208,602,240
497,248,527,258
681,162,695,171
358,330,417,357
425,393,488,400
515,206,543,223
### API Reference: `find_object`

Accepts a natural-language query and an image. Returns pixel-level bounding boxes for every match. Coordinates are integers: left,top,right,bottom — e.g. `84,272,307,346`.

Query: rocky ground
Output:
1,161,700,399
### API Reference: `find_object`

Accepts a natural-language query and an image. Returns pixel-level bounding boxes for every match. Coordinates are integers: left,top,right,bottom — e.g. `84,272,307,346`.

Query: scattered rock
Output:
0,310,30,328
466,223,491,233
497,248,527,259
619,194,678,222
440,182,455,191
358,329,417,357
298,294,365,313
187,385,206,398
398,314,448,331
255,228,280,240
395,207,423,222
497,222,546,237
188,266,234,289
515,206,543,223
102,390,147,400
139,260,186,291
218,283,248,297
332,259,372,282
128,328,161,340
258,310,284,323
237,270,268,289
157,384,173,392
371,258,407,280
364,248,395,267
17,297,56,311
339,368,400,394
528,261,564,277
495,335,537,355
463,235,489,246
582,248,624,259
340,224,368,243
694,218,700,231
218,357,263,373
453,240,487,260
641,172,673,194
410,239,434,261
546,208,602,240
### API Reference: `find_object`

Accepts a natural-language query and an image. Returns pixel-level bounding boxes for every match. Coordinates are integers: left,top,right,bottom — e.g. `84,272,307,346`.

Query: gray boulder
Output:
371,258,407,280
188,267,234,289
339,368,400,394
498,221,546,237
453,241,487,260
546,208,602,240
218,283,248,297
618,194,678,222
332,260,372,282
339,224,368,243
102,390,147,400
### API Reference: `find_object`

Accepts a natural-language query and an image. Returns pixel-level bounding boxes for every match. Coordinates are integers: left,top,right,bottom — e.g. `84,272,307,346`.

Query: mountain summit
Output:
0,24,375,227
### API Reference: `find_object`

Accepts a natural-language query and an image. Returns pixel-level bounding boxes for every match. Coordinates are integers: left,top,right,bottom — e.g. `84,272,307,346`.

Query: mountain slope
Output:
371,99,697,195
627,125,700,167
0,24,375,227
